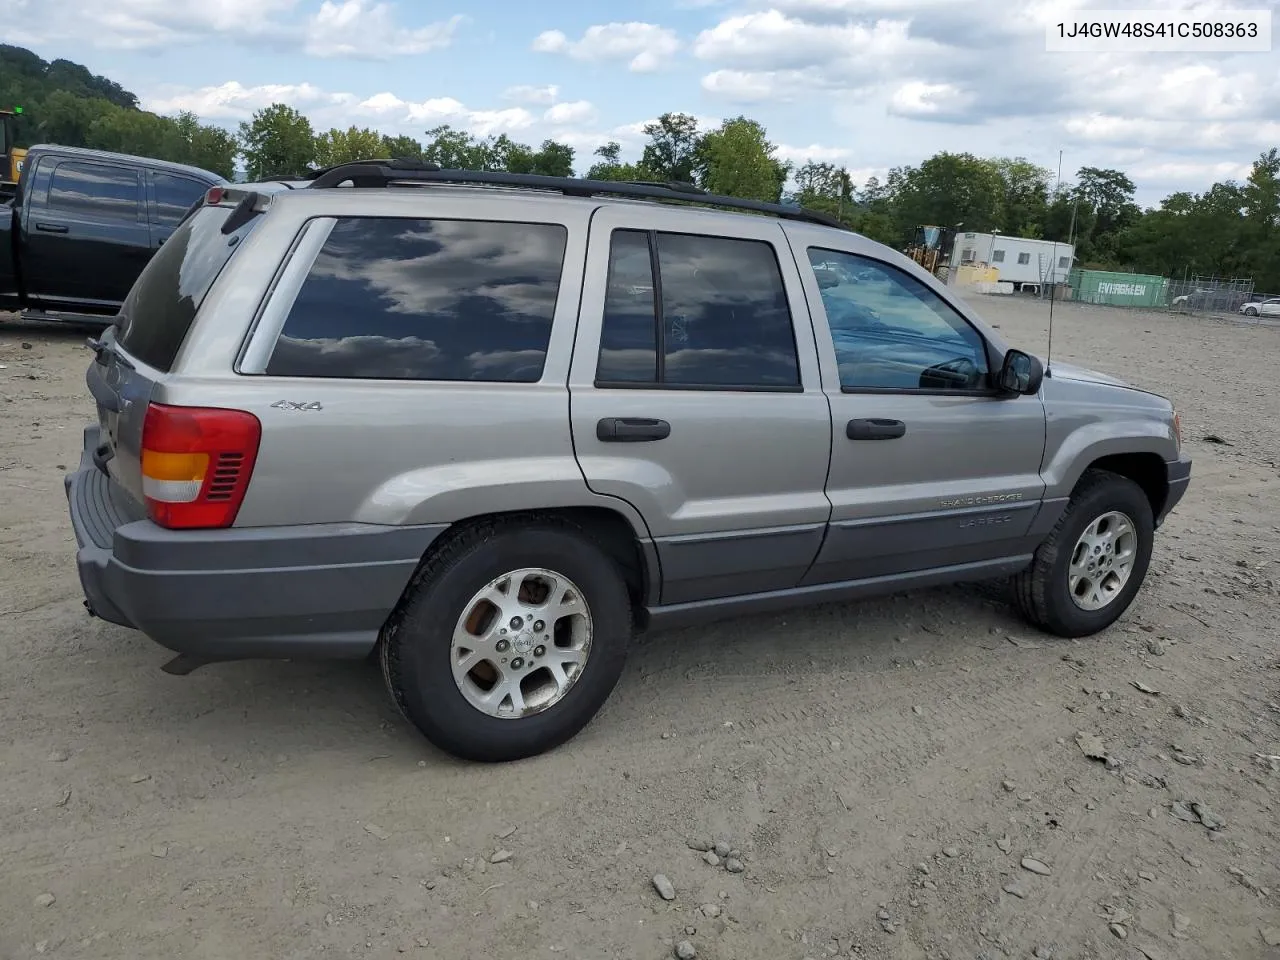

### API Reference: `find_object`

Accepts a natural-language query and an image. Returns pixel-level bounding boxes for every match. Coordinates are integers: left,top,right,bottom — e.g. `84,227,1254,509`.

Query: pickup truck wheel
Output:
1014,469,1154,638
380,519,632,762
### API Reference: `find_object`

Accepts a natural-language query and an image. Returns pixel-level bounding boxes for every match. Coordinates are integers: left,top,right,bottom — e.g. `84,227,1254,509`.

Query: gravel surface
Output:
1,294,1278,959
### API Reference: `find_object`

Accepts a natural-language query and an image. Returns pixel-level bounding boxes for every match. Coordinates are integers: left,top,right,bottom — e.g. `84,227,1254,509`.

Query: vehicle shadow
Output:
104,579,1022,766
0,314,110,341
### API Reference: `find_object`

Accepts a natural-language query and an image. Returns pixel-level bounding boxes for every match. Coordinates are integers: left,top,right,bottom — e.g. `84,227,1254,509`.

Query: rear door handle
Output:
597,417,671,442
847,418,906,440
35,222,69,233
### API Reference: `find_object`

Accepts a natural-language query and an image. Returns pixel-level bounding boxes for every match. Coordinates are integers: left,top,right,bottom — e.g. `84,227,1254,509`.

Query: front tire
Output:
1244,307,1259,317
1014,470,1154,637
381,518,632,763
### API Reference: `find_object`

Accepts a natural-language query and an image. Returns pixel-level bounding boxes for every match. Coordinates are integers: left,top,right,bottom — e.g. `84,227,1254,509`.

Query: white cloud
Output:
358,92,536,135
544,101,597,126
701,67,841,102
693,10,913,69
7,0,459,58
532,21,680,72
503,84,560,106
776,143,852,164
145,81,356,121
1062,113,1280,152
304,2,461,59
888,81,975,122
466,108,537,138
8,0,296,48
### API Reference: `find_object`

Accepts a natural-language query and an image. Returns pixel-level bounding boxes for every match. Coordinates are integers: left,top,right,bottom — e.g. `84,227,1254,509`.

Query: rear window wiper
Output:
221,191,264,235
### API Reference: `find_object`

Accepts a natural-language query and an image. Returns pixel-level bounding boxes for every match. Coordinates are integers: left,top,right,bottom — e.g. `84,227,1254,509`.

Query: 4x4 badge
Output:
270,400,323,411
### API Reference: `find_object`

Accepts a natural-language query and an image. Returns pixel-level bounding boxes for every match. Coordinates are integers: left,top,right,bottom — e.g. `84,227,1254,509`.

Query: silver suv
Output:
65,162,1191,762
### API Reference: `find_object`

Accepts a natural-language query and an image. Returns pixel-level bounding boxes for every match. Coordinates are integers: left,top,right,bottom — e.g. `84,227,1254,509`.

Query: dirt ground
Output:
1,294,1277,960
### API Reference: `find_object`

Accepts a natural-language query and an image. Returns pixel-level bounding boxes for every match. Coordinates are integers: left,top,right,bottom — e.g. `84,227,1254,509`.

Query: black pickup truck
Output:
1,144,225,326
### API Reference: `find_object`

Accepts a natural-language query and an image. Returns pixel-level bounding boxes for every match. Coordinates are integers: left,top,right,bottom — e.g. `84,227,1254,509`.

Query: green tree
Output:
891,152,1005,242
1240,148,1280,289
528,139,575,177
488,134,533,173
846,174,900,244
989,157,1051,236
313,125,385,167
238,103,315,180
86,105,183,160
791,161,854,220
1074,166,1140,260
33,89,100,146
585,141,650,181
695,117,789,202
381,134,424,161
180,115,239,180
641,112,700,183
422,124,492,169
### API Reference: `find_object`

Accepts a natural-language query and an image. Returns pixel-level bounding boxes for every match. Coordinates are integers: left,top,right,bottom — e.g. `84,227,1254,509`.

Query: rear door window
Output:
152,173,210,226
47,160,141,221
595,229,801,389
116,204,258,371
264,217,568,382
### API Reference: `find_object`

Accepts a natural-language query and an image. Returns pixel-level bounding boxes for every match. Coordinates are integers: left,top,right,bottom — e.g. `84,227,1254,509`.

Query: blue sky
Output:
8,0,1279,205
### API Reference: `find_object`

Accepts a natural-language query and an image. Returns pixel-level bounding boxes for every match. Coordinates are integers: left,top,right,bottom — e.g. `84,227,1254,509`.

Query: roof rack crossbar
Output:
307,162,846,229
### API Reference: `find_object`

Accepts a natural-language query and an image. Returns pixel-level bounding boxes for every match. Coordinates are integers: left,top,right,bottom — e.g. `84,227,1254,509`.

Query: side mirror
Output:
816,270,839,289
996,349,1044,396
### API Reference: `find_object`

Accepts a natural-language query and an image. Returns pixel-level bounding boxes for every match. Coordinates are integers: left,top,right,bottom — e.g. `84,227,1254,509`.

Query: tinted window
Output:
807,247,989,392
153,173,209,225
595,231,800,388
992,250,1005,263
597,229,658,383
1058,256,1071,268
267,218,567,382
117,205,258,372
47,161,140,219
656,233,799,387
1017,252,1031,265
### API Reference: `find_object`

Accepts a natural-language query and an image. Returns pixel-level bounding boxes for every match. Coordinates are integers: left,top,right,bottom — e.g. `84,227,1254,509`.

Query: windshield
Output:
116,204,259,372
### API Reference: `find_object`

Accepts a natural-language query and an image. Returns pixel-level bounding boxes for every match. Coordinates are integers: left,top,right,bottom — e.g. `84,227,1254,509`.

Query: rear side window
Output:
596,229,800,389
265,217,568,382
47,161,141,220
117,205,256,371
152,173,210,226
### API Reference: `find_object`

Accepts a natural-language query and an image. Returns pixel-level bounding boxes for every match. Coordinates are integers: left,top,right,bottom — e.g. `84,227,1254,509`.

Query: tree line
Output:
4,43,1276,292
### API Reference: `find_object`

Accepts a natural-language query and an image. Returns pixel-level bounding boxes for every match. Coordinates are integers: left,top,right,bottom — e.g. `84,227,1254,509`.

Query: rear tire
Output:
1013,469,1154,638
381,517,632,762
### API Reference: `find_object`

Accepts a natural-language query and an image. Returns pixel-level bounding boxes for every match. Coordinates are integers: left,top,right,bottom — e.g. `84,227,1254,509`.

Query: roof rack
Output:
305,159,847,230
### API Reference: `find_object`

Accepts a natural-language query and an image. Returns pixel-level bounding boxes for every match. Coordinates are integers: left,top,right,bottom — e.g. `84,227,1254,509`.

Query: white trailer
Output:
949,232,1075,290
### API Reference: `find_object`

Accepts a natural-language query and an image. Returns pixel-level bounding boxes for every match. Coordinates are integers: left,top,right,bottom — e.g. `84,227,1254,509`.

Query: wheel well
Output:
1084,453,1167,519
419,506,652,613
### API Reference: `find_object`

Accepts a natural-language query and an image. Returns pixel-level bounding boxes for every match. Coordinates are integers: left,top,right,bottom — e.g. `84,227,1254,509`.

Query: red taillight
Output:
205,186,225,205
141,403,261,529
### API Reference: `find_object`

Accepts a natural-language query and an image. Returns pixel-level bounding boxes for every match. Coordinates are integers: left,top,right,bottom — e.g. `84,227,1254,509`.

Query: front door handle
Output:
847,418,906,440
35,222,69,233
597,417,671,442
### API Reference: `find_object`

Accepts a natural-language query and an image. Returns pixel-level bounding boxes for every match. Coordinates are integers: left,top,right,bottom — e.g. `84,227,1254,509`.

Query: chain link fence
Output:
1167,276,1255,315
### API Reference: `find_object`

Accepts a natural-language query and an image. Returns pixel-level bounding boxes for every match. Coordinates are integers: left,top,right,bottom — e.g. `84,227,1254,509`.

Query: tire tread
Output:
379,513,631,761
1014,468,1151,636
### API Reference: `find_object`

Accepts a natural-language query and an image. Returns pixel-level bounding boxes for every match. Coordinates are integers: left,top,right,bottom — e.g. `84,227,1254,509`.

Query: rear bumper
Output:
64,425,448,661
1157,453,1192,527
